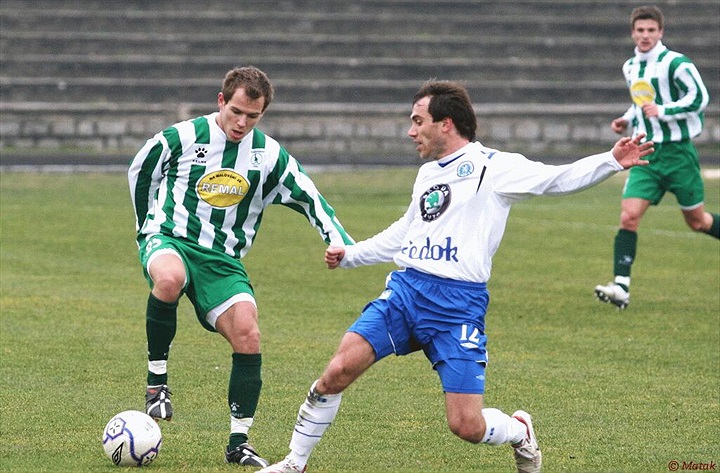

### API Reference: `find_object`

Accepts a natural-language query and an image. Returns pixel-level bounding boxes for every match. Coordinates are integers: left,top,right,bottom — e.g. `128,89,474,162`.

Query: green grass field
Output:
1,167,718,473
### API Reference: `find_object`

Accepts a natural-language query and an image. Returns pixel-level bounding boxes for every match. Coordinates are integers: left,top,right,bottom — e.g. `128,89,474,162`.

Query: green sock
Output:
707,213,720,239
613,229,637,291
228,433,248,449
228,353,262,449
147,372,168,387
146,293,178,385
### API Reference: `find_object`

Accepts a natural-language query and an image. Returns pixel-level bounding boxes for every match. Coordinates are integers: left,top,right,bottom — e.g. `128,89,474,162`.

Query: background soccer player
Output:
259,80,653,473
128,66,353,466
595,5,719,309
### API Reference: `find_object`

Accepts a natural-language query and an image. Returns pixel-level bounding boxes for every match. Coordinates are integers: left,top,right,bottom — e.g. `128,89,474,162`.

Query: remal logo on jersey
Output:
197,169,250,208
630,79,656,106
420,184,451,222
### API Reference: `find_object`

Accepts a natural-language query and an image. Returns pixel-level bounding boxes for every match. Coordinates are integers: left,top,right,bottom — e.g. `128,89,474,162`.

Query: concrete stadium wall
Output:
1,102,718,166
1,0,718,166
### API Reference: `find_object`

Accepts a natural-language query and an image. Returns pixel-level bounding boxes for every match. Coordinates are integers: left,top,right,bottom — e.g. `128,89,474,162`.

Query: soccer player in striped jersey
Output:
128,66,353,466
258,81,653,473
595,5,719,309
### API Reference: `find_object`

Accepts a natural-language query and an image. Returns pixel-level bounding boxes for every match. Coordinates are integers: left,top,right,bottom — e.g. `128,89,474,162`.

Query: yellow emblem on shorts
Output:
630,80,656,106
196,169,250,208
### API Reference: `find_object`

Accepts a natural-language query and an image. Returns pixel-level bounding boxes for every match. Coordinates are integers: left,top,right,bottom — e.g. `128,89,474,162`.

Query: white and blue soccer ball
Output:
102,410,162,467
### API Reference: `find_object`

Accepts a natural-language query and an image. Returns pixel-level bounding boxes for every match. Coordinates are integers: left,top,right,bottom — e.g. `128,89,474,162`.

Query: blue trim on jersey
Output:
438,153,466,168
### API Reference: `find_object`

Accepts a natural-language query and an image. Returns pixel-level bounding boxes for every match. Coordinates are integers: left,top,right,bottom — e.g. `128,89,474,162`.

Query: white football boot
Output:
257,456,307,473
512,410,542,473
594,282,630,309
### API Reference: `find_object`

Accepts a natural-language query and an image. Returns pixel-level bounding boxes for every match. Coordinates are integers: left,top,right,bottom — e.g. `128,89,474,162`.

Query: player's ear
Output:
217,92,226,108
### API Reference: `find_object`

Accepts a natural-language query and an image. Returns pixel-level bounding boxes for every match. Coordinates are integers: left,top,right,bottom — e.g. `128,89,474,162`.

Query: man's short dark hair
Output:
631,5,664,30
222,66,274,112
413,80,477,142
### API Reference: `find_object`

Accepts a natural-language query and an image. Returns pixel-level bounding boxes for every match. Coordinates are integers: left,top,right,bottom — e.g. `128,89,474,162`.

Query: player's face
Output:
631,19,663,53
408,96,447,160
216,87,265,142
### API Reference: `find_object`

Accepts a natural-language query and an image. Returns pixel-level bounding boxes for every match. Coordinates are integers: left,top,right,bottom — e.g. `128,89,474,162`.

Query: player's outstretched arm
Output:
611,133,653,169
325,246,346,269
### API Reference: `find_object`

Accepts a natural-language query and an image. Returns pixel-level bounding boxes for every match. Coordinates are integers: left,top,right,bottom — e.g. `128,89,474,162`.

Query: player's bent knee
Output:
620,215,641,231
234,327,261,344
151,278,184,301
226,320,261,347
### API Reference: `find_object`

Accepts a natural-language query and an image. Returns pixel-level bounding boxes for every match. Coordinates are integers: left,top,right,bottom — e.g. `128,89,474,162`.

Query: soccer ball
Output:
102,410,162,467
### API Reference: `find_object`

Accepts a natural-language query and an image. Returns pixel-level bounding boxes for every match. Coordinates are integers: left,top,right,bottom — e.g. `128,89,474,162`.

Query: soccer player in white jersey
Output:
128,66,353,466
258,81,653,473
595,5,719,309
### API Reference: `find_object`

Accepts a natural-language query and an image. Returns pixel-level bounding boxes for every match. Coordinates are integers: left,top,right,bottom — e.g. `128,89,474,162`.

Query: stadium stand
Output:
1,0,718,166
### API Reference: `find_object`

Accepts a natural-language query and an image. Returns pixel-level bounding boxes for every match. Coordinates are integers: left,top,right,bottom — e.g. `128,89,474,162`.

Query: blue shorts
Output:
348,268,489,394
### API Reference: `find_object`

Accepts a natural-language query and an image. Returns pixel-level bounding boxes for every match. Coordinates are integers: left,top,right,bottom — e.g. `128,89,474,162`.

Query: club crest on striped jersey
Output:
197,169,250,208
420,184,451,222
250,150,264,166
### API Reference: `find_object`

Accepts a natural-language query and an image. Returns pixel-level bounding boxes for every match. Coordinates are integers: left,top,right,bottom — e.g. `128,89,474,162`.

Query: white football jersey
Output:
340,141,623,282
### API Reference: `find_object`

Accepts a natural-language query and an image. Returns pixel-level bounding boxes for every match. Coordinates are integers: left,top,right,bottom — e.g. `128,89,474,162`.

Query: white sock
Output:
148,360,167,376
614,276,630,290
287,380,342,468
230,416,253,435
481,408,527,446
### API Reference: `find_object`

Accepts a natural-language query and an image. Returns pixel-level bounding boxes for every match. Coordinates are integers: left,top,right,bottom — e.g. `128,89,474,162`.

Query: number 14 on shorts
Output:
460,324,481,349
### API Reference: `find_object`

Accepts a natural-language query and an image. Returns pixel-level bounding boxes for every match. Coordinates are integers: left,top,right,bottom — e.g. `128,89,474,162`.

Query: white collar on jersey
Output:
634,40,666,62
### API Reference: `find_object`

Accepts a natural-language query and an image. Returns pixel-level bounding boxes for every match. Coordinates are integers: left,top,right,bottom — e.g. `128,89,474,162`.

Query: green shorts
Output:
622,140,704,209
139,234,254,332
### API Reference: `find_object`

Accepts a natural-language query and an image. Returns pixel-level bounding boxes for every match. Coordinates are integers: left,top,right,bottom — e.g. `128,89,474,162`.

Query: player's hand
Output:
325,246,346,269
611,133,653,169
610,118,629,134
641,103,659,118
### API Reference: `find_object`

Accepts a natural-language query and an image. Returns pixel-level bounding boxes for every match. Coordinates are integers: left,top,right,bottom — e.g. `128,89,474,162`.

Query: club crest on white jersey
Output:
457,161,474,177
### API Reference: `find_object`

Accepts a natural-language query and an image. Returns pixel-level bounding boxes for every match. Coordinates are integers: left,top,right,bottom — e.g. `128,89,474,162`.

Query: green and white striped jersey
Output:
620,41,709,143
129,112,353,258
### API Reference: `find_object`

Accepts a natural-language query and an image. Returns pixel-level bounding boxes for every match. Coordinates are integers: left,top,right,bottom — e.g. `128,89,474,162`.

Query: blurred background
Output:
1,0,718,168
